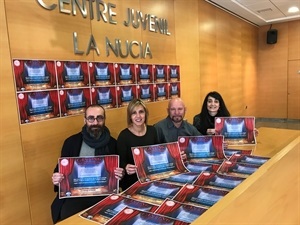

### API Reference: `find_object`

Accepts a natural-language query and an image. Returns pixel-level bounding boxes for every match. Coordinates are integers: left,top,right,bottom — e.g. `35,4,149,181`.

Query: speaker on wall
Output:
267,29,278,44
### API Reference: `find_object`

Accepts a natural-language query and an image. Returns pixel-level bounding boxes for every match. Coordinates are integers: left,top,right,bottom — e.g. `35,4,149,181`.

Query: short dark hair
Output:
84,104,106,118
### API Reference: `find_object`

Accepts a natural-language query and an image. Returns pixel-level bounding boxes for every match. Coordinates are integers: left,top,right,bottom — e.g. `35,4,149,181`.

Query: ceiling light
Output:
288,6,299,13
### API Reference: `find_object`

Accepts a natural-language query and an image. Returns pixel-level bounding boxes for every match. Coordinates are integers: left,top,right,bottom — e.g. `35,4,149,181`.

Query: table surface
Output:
57,127,300,225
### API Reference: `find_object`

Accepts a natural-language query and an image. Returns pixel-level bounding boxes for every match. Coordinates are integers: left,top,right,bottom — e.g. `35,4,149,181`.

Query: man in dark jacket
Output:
51,104,124,224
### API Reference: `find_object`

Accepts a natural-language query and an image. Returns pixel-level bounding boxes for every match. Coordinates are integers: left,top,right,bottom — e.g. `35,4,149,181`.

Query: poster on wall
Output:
116,84,137,107
17,90,60,124
153,65,168,83
136,64,153,84
214,117,256,145
89,62,115,86
56,61,90,88
169,82,180,98
13,59,57,91
59,88,91,116
136,84,154,102
154,83,168,101
131,142,188,183
58,155,119,199
168,65,180,82
91,86,117,108
115,63,136,85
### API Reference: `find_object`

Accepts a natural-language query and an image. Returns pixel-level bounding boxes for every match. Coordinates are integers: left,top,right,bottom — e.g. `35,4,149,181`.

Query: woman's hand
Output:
114,167,125,180
52,172,64,186
125,164,137,175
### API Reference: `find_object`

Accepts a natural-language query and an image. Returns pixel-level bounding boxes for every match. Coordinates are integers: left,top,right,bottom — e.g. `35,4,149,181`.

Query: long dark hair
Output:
199,91,230,132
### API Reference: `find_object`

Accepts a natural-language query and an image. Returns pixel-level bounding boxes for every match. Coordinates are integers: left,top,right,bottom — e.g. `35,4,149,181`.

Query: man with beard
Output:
154,97,201,143
51,104,124,224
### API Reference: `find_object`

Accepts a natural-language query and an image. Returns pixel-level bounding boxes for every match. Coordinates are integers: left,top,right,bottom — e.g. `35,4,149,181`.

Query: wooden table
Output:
57,127,300,225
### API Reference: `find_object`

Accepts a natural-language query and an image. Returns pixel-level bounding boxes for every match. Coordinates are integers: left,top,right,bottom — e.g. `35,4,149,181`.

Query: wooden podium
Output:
57,127,300,225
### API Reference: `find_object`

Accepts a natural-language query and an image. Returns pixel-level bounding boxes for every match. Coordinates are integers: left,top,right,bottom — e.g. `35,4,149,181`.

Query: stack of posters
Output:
75,120,270,224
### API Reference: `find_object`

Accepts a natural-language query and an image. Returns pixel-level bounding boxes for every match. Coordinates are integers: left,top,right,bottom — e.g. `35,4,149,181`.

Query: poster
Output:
121,181,182,206
228,153,269,166
17,90,60,123
13,59,57,91
215,117,256,145
104,207,189,225
89,62,115,86
132,142,188,183
193,171,245,190
184,161,221,173
173,184,229,208
178,135,225,162
155,198,207,223
59,155,119,198
217,160,261,178
80,194,158,224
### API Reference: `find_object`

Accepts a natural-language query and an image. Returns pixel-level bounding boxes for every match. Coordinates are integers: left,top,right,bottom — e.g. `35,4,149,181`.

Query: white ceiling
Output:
205,0,300,27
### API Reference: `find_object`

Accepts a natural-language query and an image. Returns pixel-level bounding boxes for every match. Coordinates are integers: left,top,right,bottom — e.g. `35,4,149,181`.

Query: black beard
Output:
171,116,183,123
87,124,104,139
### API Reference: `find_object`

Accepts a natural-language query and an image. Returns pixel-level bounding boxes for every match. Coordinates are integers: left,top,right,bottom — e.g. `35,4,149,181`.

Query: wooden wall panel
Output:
288,20,300,60
174,0,200,122
198,1,258,118
0,1,31,224
257,23,289,118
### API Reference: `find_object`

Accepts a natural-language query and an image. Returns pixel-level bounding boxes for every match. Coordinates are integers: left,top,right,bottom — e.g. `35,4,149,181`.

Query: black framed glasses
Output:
85,115,105,123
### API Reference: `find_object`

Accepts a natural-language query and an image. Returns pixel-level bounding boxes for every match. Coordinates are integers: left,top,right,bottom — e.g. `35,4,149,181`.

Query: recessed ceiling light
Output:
288,6,299,13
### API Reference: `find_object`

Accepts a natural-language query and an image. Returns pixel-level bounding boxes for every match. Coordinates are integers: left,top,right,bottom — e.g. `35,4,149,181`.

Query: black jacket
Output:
51,131,117,224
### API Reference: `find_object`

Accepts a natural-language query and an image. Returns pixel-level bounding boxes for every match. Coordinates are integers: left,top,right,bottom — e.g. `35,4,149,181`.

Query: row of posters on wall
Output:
12,59,180,124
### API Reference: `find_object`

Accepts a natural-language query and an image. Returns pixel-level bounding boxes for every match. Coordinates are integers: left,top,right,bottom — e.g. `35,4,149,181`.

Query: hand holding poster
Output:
58,155,119,198
131,142,188,183
215,117,256,145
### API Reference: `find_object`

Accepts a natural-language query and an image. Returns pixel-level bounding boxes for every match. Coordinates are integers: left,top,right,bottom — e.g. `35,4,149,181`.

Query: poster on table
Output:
104,207,190,225
121,181,183,206
80,194,158,224
184,161,221,173
173,184,229,208
217,160,261,178
161,172,202,186
89,62,116,86
153,64,168,83
17,90,60,124
116,84,137,107
136,64,153,84
91,86,117,108
56,61,90,88
178,135,225,163
115,63,136,85
131,142,188,183
215,117,256,145
192,171,245,190
58,155,119,199
224,148,253,158
228,153,270,166
154,198,207,224
136,84,155,102
59,88,91,116
13,59,57,91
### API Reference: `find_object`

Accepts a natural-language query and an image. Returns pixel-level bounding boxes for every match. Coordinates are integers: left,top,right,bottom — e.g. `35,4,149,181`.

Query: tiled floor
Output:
255,118,300,130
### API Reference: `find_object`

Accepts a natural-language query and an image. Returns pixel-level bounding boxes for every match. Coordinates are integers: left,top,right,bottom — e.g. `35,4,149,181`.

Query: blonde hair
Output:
127,99,149,126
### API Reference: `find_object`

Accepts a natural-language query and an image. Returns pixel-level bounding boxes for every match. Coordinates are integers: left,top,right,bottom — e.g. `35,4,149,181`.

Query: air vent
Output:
257,8,273,13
